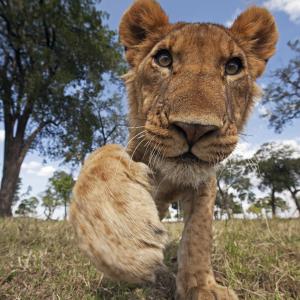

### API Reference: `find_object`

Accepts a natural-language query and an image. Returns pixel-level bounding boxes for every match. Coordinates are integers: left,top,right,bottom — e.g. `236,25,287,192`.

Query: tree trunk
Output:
226,208,232,220
270,189,276,218
64,200,67,220
0,97,46,217
0,143,23,217
224,196,231,220
44,207,51,220
291,192,300,218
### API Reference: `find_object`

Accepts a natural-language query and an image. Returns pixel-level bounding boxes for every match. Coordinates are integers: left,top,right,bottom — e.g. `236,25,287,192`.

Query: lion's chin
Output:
151,155,216,189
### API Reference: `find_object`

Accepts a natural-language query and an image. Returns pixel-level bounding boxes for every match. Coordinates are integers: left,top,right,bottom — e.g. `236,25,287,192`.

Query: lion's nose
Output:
173,122,218,146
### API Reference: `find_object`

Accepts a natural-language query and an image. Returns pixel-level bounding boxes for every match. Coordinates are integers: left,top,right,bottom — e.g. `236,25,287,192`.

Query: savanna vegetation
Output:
1,0,300,299
0,218,299,300
0,0,125,217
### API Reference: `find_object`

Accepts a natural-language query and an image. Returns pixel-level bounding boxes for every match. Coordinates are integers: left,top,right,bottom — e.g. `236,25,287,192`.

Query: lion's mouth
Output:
171,152,209,165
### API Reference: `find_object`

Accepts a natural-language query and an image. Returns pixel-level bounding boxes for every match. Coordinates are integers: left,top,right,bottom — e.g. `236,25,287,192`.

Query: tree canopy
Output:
250,142,299,217
216,156,255,219
247,196,289,218
41,189,59,220
46,171,75,219
262,40,300,132
0,0,125,216
15,196,39,217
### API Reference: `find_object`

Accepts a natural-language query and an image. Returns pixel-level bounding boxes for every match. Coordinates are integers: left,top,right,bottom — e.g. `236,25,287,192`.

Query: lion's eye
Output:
225,57,243,75
154,50,172,68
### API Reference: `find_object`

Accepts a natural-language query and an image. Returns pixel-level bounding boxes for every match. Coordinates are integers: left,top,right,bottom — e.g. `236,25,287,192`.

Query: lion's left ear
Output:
230,6,279,78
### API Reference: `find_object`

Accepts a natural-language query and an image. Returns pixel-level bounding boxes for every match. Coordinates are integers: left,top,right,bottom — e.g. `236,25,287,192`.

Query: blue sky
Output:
2,0,299,218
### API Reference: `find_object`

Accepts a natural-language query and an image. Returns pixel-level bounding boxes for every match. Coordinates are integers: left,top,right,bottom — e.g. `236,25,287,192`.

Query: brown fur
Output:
70,1,278,299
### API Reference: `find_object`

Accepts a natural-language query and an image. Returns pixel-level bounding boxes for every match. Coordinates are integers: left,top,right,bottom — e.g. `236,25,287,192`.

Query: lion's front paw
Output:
69,144,168,283
184,285,238,300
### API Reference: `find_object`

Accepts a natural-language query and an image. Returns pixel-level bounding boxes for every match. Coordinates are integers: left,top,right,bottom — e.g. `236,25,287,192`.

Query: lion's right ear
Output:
119,0,169,66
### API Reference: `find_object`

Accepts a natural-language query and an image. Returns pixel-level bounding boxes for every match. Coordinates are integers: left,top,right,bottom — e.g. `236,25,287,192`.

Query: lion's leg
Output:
69,144,168,283
176,176,238,300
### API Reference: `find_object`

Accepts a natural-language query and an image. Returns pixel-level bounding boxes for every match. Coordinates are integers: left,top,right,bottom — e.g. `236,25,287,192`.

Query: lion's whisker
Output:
128,137,147,170
113,131,146,177
125,130,147,151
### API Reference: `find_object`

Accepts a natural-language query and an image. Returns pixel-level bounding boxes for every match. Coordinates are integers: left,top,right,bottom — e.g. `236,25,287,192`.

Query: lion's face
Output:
120,0,278,186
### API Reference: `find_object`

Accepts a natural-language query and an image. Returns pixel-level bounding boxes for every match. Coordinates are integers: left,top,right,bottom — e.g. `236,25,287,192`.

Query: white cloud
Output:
259,83,267,90
263,0,300,23
274,139,300,157
232,142,258,159
22,161,41,172
257,104,270,116
231,138,300,160
22,161,56,177
37,166,56,177
224,8,242,27
0,130,5,142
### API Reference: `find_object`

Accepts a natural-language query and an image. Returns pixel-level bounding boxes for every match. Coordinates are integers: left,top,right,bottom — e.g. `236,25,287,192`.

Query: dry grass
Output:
0,218,299,299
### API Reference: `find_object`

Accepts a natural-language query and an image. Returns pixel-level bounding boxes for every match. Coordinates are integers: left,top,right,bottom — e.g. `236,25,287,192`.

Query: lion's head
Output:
119,0,278,187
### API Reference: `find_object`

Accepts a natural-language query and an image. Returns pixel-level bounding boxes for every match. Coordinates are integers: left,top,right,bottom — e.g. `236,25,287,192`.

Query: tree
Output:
15,196,39,217
247,196,289,219
41,188,59,220
0,0,124,216
251,142,293,217
47,171,75,220
216,156,255,219
262,40,300,132
247,202,264,219
171,201,183,220
63,93,126,165
12,177,22,205
282,158,300,217
268,151,300,217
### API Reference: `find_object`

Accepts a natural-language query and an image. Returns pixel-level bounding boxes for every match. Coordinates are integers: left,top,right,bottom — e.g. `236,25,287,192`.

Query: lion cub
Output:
70,1,278,299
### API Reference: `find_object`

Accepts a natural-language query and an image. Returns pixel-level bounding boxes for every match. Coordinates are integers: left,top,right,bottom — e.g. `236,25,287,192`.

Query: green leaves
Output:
250,142,300,217
15,196,39,217
60,92,127,165
253,142,298,194
247,196,289,217
41,189,59,220
0,0,126,214
0,0,125,162
48,171,74,201
216,142,300,218
216,157,253,219
262,40,300,132
44,171,75,219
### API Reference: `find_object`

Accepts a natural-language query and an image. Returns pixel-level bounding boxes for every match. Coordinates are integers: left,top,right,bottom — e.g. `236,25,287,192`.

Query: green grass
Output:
0,218,299,299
